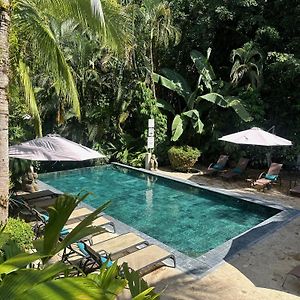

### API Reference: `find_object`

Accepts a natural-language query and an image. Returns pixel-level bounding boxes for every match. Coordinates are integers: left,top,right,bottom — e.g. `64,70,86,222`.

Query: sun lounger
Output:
80,243,176,275
221,158,249,180
63,233,148,273
64,239,175,276
65,217,115,233
69,207,94,219
116,245,176,275
90,233,149,259
15,189,63,209
251,163,283,191
206,155,229,175
17,189,61,202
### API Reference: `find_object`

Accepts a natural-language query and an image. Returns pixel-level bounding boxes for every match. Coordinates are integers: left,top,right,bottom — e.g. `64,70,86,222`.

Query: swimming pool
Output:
40,164,279,258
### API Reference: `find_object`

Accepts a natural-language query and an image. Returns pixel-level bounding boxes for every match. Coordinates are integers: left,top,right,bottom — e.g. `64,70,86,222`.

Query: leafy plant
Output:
230,42,263,88
134,82,168,147
168,145,201,171
9,0,131,136
153,49,252,141
2,217,34,251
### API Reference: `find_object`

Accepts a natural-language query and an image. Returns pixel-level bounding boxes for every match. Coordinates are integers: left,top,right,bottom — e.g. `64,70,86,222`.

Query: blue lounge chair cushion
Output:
265,174,278,181
41,214,49,222
77,242,90,257
77,242,113,267
233,167,242,174
60,228,70,236
101,257,113,267
213,163,223,170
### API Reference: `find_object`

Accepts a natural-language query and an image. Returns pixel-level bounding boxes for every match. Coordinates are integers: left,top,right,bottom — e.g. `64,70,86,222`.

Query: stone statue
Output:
22,166,38,193
149,154,158,171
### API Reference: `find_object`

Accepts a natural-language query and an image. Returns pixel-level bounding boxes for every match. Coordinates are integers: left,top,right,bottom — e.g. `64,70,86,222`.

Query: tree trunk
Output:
0,1,10,224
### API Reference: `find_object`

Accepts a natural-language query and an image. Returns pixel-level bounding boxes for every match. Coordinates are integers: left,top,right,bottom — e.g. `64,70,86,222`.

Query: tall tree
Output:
0,0,130,223
0,0,10,223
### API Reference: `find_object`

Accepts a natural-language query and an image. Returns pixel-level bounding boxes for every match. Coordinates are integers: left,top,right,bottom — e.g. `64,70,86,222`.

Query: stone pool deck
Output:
141,167,300,299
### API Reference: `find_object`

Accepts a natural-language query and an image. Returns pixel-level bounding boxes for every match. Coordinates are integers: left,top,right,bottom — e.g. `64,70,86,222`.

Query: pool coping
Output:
39,163,300,278
111,163,300,277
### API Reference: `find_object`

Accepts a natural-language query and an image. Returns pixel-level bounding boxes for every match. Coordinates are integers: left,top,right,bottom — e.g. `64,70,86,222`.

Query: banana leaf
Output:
171,114,186,141
182,110,204,134
224,96,253,122
156,98,175,115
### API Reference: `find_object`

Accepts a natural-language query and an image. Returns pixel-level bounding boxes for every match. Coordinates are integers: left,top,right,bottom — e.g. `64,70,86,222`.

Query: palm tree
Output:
0,0,131,223
126,0,180,95
0,0,10,223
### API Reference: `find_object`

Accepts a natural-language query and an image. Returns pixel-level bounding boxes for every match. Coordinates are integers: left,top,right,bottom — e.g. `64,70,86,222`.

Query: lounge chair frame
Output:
62,241,103,274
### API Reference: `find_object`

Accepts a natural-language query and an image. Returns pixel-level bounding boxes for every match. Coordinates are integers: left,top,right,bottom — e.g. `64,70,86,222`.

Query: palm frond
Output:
34,0,132,54
13,1,81,118
18,60,42,137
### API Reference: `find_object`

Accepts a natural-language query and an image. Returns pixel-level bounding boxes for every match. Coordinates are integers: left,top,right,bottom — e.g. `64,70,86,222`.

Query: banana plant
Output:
230,42,263,88
153,48,252,141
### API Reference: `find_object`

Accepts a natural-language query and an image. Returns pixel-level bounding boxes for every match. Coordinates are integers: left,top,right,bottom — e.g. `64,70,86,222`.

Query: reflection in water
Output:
145,189,153,209
145,175,157,210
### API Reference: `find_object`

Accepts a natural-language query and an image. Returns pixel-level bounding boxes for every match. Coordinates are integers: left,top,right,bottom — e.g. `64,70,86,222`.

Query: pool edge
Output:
39,162,300,278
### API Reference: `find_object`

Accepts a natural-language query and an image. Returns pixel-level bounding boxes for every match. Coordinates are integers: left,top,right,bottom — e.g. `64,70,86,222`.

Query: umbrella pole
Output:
266,152,272,167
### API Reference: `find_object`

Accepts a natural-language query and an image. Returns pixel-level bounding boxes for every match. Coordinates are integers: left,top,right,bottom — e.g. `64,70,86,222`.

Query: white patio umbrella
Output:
9,134,105,161
218,127,292,146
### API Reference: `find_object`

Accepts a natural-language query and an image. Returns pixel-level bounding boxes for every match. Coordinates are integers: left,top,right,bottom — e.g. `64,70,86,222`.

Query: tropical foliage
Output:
1,0,299,212
10,0,131,136
7,0,299,168
153,48,252,142
2,217,34,251
168,145,201,171
0,193,160,299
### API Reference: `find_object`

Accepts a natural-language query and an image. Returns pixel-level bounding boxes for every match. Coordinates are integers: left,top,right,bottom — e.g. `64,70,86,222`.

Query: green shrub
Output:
168,146,201,172
3,217,34,250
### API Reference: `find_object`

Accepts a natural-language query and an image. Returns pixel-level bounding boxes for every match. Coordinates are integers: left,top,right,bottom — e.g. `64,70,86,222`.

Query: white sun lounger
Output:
90,233,148,259
65,216,115,233
117,245,176,274
69,207,100,220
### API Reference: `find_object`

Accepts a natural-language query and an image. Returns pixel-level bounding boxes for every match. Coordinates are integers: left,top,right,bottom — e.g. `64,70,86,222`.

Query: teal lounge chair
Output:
252,163,283,191
206,155,229,175
82,241,176,275
221,158,249,180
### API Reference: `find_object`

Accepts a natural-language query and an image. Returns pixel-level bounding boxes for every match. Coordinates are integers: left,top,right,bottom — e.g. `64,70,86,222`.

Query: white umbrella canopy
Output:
218,127,292,146
9,134,105,161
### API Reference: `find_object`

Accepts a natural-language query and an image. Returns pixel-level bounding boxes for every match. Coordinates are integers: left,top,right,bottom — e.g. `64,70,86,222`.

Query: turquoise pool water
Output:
40,165,278,257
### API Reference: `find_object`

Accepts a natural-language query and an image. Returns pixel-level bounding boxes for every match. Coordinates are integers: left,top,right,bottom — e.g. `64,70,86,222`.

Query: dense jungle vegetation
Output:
8,0,300,169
